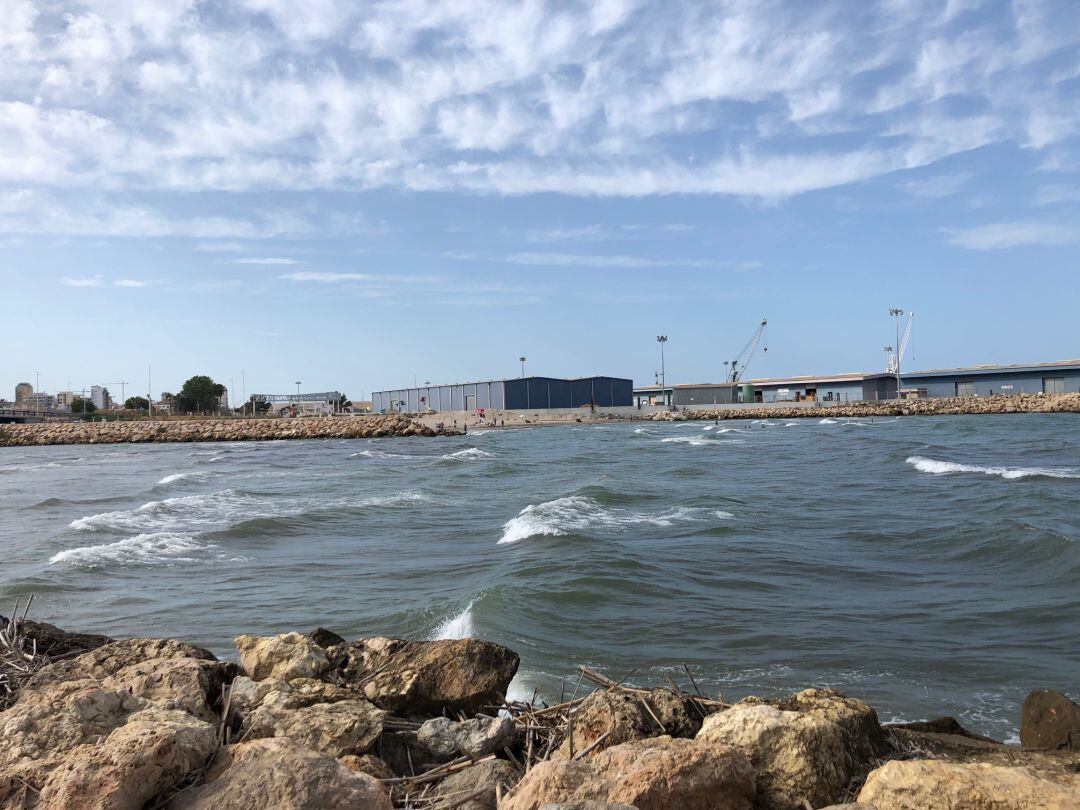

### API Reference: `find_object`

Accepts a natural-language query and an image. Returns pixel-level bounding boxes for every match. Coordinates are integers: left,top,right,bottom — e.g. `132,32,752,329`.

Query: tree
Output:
124,396,150,411
71,397,96,414
177,375,226,414
337,393,349,412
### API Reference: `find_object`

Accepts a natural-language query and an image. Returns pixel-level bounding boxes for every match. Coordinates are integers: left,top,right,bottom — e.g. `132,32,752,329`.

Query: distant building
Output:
54,391,77,411
14,382,32,407
90,385,111,410
23,392,55,411
672,359,1080,407
372,376,633,413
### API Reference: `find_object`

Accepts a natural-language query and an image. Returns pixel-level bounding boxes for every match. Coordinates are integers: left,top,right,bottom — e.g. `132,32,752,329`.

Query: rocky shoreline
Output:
0,612,1077,809
651,392,1080,421
0,414,459,447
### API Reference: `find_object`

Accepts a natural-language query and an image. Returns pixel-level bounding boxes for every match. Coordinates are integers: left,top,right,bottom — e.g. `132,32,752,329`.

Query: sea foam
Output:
498,496,730,545
431,598,478,639
49,532,208,568
905,456,1079,480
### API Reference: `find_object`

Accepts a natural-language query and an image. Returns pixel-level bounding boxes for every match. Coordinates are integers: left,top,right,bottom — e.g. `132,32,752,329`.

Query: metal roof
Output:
901,359,1080,377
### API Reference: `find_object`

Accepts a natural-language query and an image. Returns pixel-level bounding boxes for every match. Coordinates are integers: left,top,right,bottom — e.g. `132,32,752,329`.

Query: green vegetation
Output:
70,397,96,414
124,396,150,411
177,376,226,415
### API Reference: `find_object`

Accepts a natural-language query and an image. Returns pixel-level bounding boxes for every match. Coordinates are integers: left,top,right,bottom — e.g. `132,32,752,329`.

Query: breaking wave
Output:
431,598,478,639
660,436,742,447
441,447,493,461
69,490,287,533
49,532,210,568
498,496,731,545
905,456,1080,480
156,471,208,485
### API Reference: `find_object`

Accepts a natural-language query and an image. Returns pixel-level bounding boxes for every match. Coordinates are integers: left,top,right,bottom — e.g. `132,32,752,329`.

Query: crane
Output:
725,319,768,383
886,313,913,374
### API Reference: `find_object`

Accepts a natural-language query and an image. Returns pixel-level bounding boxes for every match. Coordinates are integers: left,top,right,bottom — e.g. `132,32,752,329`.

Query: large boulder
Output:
168,738,393,809
340,637,519,715
432,757,521,810
1021,690,1080,751
234,632,330,682
696,689,887,810
417,715,516,760
35,707,217,810
27,638,218,690
500,736,755,810
857,759,1080,809
100,656,235,723
230,676,384,757
556,688,704,758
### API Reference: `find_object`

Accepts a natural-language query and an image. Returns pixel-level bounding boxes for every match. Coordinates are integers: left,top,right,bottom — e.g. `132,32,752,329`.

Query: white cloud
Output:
281,271,377,282
944,221,1080,249
60,275,151,287
896,172,973,198
231,257,300,265
0,1,1076,201
194,241,244,251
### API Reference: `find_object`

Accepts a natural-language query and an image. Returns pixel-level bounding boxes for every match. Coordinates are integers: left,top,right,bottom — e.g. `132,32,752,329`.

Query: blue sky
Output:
1,0,1078,402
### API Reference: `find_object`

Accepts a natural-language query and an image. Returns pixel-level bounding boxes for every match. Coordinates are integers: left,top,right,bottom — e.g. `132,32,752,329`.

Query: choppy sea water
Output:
2,414,1078,741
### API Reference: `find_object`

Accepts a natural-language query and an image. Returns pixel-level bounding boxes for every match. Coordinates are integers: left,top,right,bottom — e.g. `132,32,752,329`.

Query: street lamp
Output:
519,357,526,378
295,381,301,414
888,308,903,400
656,336,668,406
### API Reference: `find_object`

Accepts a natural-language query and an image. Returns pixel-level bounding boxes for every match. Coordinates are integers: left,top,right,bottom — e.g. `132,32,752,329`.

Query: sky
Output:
1,0,1078,403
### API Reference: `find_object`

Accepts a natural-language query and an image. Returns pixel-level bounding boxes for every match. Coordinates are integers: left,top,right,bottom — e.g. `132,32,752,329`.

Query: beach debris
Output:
1021,690,1080,751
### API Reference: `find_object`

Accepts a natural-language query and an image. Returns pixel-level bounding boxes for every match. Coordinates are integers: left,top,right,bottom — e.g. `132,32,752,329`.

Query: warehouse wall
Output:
904,370,1080,397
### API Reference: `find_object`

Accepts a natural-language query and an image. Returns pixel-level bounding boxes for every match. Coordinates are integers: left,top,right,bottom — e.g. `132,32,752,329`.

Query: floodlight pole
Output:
889,308,903,400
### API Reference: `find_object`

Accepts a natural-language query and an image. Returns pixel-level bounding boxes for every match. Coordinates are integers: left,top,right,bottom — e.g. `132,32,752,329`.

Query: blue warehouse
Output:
372,376,633,413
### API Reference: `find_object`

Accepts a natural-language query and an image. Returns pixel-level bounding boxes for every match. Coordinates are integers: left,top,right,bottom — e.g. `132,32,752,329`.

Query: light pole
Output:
519,357,526,378
295,381,301,415
889,308,903,399
656,336,668,406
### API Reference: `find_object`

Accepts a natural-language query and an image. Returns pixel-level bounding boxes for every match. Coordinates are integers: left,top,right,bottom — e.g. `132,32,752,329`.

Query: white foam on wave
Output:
358,491,430,508
431,598,477,639
156,471,208,485
350,449,414,460
905,456,1079,480
498,496,729,545
442,447,494,461
660,435,743,447
819,418,838,424
69,489,285,533
49,532,209,568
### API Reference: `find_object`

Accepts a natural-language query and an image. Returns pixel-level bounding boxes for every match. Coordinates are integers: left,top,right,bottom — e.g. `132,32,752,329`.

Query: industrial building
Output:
900,359,1080,398
373,376,633,413
672,359,1080,407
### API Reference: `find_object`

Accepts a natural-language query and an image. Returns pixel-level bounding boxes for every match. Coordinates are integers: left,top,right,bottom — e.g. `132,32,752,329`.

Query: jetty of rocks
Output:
651,392,1080,422
1,609,1077,809
0,414,458,448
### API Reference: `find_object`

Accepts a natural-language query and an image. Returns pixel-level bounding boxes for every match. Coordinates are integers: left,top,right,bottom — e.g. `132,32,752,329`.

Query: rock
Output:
340,636,519,715
432,758,521,810
340,753,395,780
500,736,755,810
308,627,346,649
887,716,996,741
100,656,236,723
417,715,516,760
234,632,330,682
169,738,393,810
696,689,887,810
37,707,217,810
27,637,218,690
0,679,145,770
243,698,385,757
857,759,1080,809
1021,690,1080,751
0,616,112,658
373,730,441,776
556,689,704,758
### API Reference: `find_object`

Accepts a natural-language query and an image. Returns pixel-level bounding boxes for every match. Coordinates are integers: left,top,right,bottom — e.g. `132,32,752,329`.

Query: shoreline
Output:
1,392,1077,448
0,613,1077,808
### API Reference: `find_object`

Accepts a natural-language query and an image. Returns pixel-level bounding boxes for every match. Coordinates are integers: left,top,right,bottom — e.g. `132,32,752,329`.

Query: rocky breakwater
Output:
651,392,1080,422
1,615,1079,809
0,414,458,448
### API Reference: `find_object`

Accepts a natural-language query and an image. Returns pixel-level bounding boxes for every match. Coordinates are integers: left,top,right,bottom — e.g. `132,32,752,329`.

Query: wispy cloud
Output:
60,276,151,288
897,172,974,198
231,257,300,265
501,252,750,270
195,242,244,252
281,272,376,282
944,221,1080,250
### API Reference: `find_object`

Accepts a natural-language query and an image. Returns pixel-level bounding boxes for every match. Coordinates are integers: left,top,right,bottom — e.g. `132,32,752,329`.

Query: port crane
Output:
886,312,913,374
725,319,768,383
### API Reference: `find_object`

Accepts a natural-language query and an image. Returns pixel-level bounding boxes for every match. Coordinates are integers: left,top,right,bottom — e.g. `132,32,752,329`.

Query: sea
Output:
2,414,1078,742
